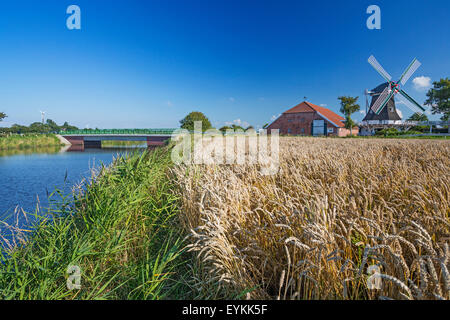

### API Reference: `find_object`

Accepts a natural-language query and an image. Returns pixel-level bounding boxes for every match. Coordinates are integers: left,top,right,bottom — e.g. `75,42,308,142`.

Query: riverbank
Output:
0,146,188,299
0,134,63,150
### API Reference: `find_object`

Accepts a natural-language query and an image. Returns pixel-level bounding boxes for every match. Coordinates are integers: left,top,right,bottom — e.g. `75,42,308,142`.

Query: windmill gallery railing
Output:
360,120,450,127
60,129,178,135
359,120,450,136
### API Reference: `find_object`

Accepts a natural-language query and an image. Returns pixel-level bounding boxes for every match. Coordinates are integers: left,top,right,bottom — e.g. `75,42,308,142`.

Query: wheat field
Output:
173,137,450,300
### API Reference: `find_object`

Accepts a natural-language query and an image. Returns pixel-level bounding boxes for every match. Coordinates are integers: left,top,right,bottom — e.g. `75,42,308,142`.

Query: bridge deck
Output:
60,130,176,149
60,129,177,135
65,135,171,141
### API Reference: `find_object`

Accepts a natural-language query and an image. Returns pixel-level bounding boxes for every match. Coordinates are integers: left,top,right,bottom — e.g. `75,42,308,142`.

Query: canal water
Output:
0,145,146,230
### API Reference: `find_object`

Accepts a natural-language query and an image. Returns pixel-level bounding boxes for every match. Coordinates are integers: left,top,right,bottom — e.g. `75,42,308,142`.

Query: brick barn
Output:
267,101,359,137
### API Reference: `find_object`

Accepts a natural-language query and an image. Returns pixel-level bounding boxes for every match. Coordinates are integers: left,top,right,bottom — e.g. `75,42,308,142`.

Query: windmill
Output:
363,55,426,123
40,110,46,124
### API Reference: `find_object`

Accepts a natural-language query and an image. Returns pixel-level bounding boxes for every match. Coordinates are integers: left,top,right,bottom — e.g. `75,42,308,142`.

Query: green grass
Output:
0,146,188,299
0,134,62,150
0,146,62,157
101,140,147,147
383,135,449,139
340,135,448,140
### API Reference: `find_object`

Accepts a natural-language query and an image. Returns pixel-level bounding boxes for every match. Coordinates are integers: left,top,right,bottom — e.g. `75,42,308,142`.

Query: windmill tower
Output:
363,83,401,122
363,55,425,125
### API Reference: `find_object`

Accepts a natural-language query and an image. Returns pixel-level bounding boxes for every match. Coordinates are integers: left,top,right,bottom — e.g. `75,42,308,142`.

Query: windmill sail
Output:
368,55,392,82
399,59,421,86
398,99,424,115
371,85,391,114
398,89,426,112
376,91,395,115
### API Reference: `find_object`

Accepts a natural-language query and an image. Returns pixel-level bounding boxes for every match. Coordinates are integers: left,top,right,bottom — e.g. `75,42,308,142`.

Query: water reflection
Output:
0,146,62,157
0,144,148,156
0,145,149,252
0,146,146,223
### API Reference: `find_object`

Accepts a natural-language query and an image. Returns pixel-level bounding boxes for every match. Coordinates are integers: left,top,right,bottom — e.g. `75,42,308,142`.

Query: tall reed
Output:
0,147,186,299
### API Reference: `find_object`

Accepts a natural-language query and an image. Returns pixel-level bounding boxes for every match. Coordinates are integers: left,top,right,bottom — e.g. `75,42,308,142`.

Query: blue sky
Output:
0,0,449,129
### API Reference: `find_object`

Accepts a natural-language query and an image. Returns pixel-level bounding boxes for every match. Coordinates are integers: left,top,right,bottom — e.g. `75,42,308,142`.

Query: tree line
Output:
0,114,78,134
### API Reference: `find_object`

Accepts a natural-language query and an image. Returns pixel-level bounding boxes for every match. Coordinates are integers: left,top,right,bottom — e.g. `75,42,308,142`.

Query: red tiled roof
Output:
284,102,315,113
283,101,346,128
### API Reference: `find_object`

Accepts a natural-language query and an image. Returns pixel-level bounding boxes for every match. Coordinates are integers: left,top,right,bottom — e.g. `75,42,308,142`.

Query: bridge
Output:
60,129,177,150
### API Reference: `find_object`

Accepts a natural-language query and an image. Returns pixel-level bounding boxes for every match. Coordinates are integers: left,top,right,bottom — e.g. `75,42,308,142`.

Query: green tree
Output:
338,96,360,134
245,125,254,131
219,125,232,132
46,119,59,132
425,78,450,121
29,122,50,133
0,112,6,122
407,112,428,122
231,124,244,131
10,124,28,133
179,111,212,131
61,121,79,131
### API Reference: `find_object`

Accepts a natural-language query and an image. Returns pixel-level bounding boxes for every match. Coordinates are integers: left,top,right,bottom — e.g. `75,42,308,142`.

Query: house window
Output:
288,128,292,134
301,128,305,133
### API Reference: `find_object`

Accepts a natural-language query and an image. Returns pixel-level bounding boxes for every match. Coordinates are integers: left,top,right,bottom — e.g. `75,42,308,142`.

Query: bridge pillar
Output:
147,136,169,148
63,136,84,151
84,140,102,149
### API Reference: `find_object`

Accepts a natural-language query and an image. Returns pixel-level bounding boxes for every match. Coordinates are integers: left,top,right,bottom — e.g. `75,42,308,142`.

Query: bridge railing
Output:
60,129,178,135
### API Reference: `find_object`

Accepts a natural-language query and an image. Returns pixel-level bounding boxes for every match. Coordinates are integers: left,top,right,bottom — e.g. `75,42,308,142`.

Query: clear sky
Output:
0,0,449,129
